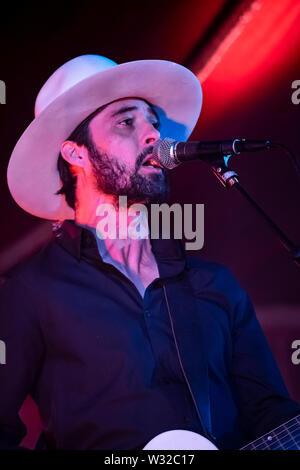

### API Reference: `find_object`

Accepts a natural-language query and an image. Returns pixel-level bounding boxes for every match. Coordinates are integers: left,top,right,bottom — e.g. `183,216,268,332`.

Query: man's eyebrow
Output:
110,105,160,122
111,106,138,118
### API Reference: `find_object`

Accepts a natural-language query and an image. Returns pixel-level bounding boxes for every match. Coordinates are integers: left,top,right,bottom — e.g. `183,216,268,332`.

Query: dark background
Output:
0,0,299,448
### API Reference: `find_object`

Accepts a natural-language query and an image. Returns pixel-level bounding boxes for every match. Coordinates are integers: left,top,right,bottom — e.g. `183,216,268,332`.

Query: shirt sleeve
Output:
230,284,300,440
0,276,45,449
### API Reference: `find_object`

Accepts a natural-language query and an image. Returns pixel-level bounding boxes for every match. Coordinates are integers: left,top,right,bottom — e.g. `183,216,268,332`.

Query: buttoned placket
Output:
56,221,206,433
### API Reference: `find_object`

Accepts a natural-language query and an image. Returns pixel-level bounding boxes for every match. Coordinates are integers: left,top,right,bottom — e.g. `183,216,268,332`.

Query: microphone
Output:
152,138,271,169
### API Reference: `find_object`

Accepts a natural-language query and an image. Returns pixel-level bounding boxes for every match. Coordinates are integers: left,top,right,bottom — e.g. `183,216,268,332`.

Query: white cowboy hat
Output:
7,54,202,221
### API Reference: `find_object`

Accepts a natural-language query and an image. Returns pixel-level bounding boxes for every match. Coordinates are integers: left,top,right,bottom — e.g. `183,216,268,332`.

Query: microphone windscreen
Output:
153,138,179,169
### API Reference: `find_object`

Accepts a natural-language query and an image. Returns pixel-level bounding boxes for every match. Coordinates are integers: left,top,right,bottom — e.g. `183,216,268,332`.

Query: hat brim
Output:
7,60,202,220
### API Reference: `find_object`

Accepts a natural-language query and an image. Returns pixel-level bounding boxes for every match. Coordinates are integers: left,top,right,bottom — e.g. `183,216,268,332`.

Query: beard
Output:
87,142,170,206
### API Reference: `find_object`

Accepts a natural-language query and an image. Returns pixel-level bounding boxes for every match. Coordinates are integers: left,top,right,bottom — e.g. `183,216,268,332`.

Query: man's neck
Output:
75,193,159,293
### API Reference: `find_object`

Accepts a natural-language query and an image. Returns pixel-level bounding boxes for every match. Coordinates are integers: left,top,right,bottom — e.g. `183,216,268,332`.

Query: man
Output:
1,55,299,450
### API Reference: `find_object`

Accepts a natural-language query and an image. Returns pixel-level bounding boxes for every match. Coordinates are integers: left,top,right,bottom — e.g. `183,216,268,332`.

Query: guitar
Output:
143,414,300,450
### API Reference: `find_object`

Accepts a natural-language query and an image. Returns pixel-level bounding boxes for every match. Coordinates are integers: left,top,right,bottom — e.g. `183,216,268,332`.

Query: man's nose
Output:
141,121,160,146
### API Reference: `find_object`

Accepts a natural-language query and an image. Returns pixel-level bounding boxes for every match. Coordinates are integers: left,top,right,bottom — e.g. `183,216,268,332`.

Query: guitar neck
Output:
240,414,300,450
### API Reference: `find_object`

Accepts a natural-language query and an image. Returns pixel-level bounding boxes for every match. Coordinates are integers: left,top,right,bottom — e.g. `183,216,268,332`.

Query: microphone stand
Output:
211,160,300,268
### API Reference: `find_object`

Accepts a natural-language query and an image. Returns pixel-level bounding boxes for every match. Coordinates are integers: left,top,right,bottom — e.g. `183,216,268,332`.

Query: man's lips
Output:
141,155,162,169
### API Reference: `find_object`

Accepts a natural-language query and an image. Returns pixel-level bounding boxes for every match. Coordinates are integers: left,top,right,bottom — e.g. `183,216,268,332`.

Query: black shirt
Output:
0,220,299,450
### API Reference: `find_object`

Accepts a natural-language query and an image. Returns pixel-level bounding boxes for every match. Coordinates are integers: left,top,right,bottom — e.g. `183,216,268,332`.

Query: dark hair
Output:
56,104,107,209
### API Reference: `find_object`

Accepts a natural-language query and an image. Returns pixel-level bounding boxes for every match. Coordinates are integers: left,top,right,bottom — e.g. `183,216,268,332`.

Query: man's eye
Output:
120,118,133,126
152,121,160,129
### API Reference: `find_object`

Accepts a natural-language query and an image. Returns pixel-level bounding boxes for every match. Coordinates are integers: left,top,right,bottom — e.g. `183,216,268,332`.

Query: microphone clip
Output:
211,159,239,188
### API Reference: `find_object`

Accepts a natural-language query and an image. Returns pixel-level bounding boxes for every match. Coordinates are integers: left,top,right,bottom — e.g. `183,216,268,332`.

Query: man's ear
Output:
60,141,89,168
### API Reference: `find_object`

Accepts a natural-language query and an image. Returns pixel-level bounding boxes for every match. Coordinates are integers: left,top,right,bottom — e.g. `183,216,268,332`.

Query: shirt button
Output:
145,309,151,317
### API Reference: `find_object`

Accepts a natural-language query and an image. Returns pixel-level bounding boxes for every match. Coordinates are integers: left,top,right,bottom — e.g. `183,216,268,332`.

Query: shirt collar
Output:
54,220,187,280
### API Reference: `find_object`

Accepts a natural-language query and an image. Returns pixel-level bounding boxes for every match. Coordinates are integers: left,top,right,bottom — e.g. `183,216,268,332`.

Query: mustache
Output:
135,146,155,170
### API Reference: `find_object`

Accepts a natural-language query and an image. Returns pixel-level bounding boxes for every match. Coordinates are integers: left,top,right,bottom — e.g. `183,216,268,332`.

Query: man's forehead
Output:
104,98,158,119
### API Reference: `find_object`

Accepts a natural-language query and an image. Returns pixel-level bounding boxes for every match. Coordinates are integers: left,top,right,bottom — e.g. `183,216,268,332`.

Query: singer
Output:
1,55,299,451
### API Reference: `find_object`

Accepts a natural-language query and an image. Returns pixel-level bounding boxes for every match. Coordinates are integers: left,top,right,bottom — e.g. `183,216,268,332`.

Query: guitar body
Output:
143,414,300,450
143,430,218,450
